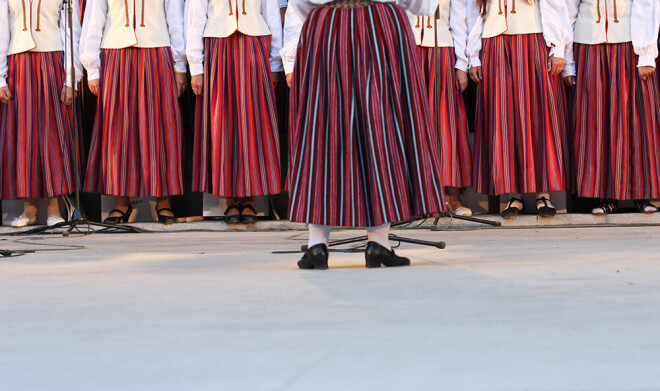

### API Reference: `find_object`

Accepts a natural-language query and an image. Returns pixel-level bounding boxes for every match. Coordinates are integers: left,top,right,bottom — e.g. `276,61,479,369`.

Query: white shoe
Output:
453,207,473,217
11,215,37,228
47,216,66,226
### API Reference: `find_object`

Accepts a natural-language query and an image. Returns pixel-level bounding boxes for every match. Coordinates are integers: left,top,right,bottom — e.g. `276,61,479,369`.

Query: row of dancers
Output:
0,0,659,240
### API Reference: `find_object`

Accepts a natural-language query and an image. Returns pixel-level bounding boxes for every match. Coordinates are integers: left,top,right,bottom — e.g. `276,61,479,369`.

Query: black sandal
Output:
501,197,523,219
240,204,258,224
592,199,617,215
224,204,241,225
103,205,133,224
156,207,177,225
635,200,657,214
537,196,556,218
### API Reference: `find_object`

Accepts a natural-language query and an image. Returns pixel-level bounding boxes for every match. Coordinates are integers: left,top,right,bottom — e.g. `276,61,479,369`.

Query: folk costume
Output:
0,0,83,227
80,0,186,224
565,0,660,215
282,0,446,269
187,0,283,224
409,0,472,216
467,0,572,219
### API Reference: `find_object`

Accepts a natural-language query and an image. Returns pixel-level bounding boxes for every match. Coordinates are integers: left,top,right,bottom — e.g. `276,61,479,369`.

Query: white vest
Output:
408,0,453,48
101,0,172,49
203,0,272,38
7,0,65,55
574,0,632,44
482,0,543,38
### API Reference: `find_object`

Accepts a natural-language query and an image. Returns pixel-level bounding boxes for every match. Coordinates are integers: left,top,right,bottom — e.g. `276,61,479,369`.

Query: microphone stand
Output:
23,0,141,236
430,6,499,229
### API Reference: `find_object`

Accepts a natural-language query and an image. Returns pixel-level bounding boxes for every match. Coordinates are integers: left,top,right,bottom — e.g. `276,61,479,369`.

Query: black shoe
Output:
103,205,133,224
500,197,523,219
536,196,556,218
224,204,241,225
592,199,617,215
636,200,658,214
156,207,177,225
298,243,329,270
239,204,258,224
365,241,410,268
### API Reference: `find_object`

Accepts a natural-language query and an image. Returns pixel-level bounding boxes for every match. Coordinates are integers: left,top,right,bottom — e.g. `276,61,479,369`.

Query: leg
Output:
46,197,65,225
239,197,258,224
224,197,241,225
156,197,176,225
500,193,523,219
536,192,557,218
365,223,411,268
445,187,472,217
366,223,391,250
103,196,132,224
11,199,38,228
298,224,332,270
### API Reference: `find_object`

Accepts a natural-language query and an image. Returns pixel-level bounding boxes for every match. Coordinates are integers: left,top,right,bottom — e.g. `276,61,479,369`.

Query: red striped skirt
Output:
0,51,79,200
193,35,282,197
418,46,471,188
473,34,569,196
573,43,660,200
288,3,445,227
84,47,184,197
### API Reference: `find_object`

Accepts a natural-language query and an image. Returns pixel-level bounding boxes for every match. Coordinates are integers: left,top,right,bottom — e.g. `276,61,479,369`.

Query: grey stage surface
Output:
1,227,659,390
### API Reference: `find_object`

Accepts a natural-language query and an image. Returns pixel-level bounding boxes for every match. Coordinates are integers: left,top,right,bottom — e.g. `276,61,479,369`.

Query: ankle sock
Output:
367,223,391,250
308,224,332,247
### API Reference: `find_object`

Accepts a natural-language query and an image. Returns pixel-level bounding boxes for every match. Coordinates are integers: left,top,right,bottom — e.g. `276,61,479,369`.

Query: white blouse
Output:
0,0,83,89
281,0,439,75
563,0,659,76
80,0,187,81
466,0,571,68
186,0,283,76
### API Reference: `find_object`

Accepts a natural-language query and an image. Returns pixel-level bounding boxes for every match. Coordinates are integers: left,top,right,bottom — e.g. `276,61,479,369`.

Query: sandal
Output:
500,197,523,219
156,207,177,225
103,205,133,224
635,200,657,214
592,199,617,215
224,204,241,225
239,204,258,224
537,196,556,218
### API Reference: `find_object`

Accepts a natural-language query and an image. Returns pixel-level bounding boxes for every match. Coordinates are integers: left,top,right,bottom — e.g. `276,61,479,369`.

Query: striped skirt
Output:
84,47,184,197
193,35,281,197
473,33,569,196
0,51,79,200
573,43,660,200
288,3,445,227
418,46,471,188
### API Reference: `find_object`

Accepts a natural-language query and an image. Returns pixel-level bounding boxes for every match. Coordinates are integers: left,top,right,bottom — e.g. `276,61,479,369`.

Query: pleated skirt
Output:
193,34,282,198
84,47,184,197
418,46,471,188
573,43,660,200
288,3,445,227
0,51,79,200
473,33,569,196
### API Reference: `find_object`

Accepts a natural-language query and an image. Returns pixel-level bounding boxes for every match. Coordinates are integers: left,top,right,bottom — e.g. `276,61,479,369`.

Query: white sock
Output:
536,193,554,209
308,224,332,247
367,223,391,250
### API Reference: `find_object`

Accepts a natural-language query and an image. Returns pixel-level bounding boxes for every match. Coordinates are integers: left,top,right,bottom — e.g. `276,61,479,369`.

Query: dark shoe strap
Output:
156,207,175,216
536,197,551,208
601,199,617,214
506,197,523,209
240,203,257,214
108,208,129,217
636,200,655,213
224,204,240,215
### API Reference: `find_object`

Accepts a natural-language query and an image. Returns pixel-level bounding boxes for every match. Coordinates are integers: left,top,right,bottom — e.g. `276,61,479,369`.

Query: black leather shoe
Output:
156,207,177,225
365,241,410,268
103,205,133,224
500,197,523,219
297,243,329,270
224,204,241,225
536,197,556,218
239,204,258,224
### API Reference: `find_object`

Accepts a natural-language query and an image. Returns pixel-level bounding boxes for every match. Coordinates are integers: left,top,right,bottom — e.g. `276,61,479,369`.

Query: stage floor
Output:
1,227,659,390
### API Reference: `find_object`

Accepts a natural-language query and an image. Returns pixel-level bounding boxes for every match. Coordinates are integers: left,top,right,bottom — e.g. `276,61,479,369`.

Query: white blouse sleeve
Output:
539,0,571,59
466,0,484,68
80,0,108,81
0,0,9,88
165,0,187,73
632,0,659,68
398,0,439,17
186,0,208,76
563,0,579,77
449,0,469,72
281,3,303,75
263,0,284,72
60,0,84,88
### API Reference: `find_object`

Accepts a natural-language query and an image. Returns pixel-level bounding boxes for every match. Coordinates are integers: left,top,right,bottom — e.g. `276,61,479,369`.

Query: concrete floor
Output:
1,226,659,391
